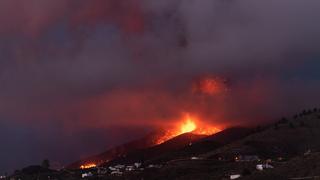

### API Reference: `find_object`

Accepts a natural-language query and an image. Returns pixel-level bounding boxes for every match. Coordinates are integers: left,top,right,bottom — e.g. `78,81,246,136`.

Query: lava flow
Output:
80,163,96,169
156,114,221,144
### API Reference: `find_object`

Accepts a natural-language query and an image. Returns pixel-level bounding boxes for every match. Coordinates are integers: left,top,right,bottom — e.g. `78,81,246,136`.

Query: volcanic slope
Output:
129,109,320,180
122,127,253,166
103,132,208,166
67,130,171,169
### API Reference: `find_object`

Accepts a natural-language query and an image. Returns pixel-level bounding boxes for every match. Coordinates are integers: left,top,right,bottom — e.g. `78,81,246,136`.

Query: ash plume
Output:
0,0,320,172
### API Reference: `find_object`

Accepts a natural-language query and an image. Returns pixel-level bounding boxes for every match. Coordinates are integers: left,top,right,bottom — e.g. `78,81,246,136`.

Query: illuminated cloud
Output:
0,0,320,172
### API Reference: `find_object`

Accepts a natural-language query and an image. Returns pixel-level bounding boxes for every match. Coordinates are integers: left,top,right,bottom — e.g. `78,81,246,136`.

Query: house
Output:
147,164,162,168
134,162,142,168
230,174,241,179
81,172,93,178
256,164,263,171
264,164,274,169
148,164,155,168
256,163,274,171
97,167,108,175
191,156,200,160
125,166,135,171
114,165,125,169
111,171,123,176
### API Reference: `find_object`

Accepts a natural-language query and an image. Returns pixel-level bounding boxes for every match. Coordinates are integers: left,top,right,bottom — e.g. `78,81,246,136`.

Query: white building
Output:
256,163,274,171
82,172,93,178
134,162,142,168
230,174,241,179
191,156,200,160
126,165,135,171
111,171,123,176
114,165,125,169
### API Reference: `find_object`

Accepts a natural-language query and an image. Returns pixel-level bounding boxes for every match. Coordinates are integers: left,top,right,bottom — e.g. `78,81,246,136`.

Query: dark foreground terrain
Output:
8,109,320,180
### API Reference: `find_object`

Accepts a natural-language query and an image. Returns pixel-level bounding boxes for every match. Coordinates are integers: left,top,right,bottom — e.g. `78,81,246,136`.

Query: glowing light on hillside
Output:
155,114,221,144
80,163,96,169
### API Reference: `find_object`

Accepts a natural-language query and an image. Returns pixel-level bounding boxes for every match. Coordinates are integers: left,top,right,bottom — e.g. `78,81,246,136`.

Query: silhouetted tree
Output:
41,159,50,169
279,117,288,124
274,123,279,130
289,122,295,129
302,110,307,115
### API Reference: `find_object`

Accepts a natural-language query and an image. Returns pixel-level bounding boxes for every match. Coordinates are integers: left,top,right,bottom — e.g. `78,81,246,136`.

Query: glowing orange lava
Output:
180,118,196,133
80,163,97,169
156,114,221,144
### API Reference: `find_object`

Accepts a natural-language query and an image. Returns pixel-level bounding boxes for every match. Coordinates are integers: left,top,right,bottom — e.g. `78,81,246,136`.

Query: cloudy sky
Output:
1,0,320,173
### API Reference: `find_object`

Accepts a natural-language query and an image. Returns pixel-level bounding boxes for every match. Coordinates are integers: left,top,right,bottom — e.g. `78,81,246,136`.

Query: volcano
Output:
67,130,210,169
67,127,250,170
68,115,221,169
67,130,170,169
103,127,252,167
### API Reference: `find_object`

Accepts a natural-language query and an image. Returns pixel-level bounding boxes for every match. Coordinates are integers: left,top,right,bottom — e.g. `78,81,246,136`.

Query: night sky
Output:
1,0,320,173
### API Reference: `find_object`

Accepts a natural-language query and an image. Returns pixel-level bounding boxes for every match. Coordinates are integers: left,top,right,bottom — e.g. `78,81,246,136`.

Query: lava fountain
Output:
80,163,97,169
156,114,221,144
180,117,197,133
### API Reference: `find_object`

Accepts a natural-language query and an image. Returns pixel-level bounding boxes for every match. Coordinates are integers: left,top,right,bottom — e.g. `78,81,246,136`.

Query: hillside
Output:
10,109,320,180
242,152,320,180
67,130,169,169
203,110,320,160
139,127,253,166
129,109,320,180
103,133,207,166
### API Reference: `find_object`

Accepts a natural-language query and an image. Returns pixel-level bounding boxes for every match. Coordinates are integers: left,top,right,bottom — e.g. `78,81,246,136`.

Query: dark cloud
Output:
1,0,320,173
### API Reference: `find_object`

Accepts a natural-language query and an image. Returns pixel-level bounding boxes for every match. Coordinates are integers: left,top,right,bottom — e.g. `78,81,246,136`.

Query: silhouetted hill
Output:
128,109,320,180
140,127,253,165
68,127,253,170
67,130,170,169
104,132,207,166
203,110,320,160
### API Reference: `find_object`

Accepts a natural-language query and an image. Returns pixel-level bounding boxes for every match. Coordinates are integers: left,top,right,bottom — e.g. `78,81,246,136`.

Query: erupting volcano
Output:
71,114,221,170
155,114,221,144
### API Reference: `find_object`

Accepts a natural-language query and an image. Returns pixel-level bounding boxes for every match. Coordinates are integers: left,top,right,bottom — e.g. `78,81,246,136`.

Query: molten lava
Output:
156,114,221,144
180,118,196,133
80,163,97,169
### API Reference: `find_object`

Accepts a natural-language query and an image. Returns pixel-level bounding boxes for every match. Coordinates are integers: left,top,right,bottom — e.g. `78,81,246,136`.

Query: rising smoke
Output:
0,0,320,172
